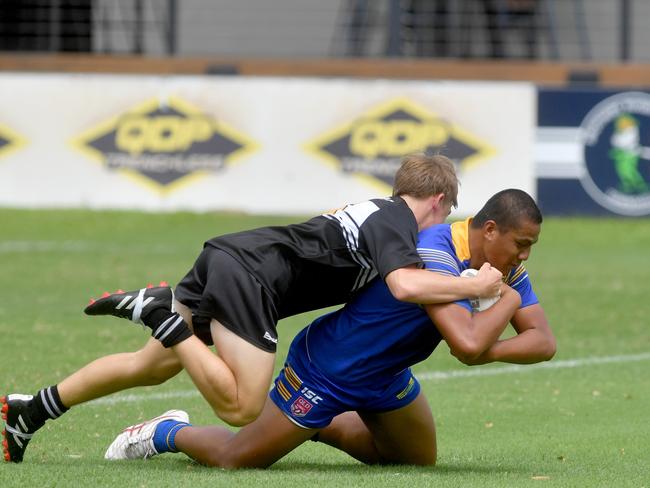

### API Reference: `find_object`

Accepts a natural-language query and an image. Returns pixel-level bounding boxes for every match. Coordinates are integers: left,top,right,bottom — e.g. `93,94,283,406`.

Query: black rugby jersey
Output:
205,196,421,319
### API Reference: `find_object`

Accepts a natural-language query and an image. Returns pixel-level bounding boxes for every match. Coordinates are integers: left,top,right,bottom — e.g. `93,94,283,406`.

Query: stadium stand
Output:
0,0,647,88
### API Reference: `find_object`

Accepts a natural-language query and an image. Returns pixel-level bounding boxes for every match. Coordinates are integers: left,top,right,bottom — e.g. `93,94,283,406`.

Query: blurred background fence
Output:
1,1,649,217
0,0,645,62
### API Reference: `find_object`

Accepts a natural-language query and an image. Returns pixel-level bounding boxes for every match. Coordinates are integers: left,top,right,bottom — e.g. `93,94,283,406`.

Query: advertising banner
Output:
0,74,535,216
537,89,650,217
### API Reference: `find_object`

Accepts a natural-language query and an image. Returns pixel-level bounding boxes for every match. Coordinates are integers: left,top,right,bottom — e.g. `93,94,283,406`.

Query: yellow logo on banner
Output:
0,123,27,160
71,97,259,193
305,98,496,191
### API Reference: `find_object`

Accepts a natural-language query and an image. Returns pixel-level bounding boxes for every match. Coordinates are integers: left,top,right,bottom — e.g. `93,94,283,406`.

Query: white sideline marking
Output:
418,352,650,381
90,390,200,406
88,352,650,406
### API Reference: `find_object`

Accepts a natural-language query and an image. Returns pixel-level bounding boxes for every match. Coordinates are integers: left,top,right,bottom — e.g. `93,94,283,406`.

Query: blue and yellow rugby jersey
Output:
303,219,538,389
418,218,538,312
304,278,441,389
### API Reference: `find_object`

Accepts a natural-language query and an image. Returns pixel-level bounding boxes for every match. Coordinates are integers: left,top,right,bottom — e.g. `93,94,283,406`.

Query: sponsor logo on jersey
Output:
0,123,27,160
305,97,495,191
300,387,323,404
290,396,313,417
578,92,650,215
71,96,258,193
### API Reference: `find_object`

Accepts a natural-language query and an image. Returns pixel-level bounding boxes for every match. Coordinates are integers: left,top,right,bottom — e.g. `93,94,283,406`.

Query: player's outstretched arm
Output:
425,284,521,364
464,304,556,365
385,262,502,304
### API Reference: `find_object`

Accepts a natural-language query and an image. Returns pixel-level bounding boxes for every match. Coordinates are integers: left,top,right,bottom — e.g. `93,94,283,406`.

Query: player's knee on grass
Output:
394,447,436,466
369,441,436,466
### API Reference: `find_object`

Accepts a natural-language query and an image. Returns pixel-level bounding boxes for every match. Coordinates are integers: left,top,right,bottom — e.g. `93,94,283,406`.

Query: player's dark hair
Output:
471,189,542,231
392,153,458,208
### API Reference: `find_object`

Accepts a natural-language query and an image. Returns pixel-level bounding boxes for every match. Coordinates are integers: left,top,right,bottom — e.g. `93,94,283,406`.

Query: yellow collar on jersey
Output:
450,217,472,262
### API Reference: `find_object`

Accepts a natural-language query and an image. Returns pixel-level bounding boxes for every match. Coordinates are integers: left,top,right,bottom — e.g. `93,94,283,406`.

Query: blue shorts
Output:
269,329,421,429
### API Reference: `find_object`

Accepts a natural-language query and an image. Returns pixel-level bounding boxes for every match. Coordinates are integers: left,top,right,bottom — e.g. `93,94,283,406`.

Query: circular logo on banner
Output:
579,92,650,216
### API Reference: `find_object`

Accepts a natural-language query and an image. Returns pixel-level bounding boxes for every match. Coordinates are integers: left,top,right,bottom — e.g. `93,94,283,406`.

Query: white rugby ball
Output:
460,268,500,312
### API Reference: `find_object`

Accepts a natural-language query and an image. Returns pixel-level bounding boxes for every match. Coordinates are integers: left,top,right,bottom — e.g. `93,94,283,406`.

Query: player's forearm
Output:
475,329,556,365
386,267,494,304
449,291,520,363
468,290,521,354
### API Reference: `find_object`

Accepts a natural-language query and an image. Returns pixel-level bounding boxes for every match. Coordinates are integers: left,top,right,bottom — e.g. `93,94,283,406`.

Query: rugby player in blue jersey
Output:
103,189,556,467
2,154,504,463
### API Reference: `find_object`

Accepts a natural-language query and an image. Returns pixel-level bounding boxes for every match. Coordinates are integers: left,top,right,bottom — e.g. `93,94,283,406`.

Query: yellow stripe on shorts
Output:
276,380,292,401
284,365,303,391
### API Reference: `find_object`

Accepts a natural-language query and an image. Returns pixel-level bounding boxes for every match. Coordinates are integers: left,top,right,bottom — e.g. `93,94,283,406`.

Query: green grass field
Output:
1,209,648,487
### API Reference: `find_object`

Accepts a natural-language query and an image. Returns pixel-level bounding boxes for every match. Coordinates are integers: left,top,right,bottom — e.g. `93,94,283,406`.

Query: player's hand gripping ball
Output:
460,268,501,312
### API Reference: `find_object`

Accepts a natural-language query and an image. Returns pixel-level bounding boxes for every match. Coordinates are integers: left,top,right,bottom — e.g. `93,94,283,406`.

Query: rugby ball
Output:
460,268,500,312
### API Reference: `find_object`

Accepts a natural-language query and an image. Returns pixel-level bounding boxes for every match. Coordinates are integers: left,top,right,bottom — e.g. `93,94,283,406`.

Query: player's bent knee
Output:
216,402,264,427
214,387,267,426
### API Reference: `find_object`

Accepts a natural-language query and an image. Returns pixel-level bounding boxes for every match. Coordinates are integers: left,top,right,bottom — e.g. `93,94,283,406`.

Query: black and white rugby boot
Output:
84,282,175,325
1,394,44,463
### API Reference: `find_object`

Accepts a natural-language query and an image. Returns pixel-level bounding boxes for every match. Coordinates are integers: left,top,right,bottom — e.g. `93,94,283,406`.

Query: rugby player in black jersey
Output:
2,154,502,463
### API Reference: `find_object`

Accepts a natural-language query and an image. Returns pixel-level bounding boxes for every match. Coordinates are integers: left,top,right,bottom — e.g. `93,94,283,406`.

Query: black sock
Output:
144,309,193,348
141,307,169,327
31,385,68,426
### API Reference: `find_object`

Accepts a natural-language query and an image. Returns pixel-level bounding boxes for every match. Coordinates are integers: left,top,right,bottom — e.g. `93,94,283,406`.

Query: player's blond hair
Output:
392,153,458,208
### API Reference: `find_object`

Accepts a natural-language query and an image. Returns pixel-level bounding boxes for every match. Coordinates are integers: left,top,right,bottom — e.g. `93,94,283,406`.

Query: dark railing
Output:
0,0,641,62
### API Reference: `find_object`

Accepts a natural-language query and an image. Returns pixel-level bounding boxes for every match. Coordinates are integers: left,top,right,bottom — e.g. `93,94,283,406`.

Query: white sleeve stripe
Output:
330,209,373,270
417,248,460,273
418,248,456,260
335,220,363,266
341,210,361,231
339,222,360,254
328,200,386,290
421,254,459,271
338,214,359,247
354,267,377,290
336,221,374,290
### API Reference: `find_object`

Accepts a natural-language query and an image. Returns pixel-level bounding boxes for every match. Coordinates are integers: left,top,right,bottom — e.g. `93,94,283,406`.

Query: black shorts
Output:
174,246,279,353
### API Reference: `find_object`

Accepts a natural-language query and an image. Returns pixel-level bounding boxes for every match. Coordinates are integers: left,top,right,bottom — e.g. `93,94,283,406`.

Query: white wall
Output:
0,74,535,216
